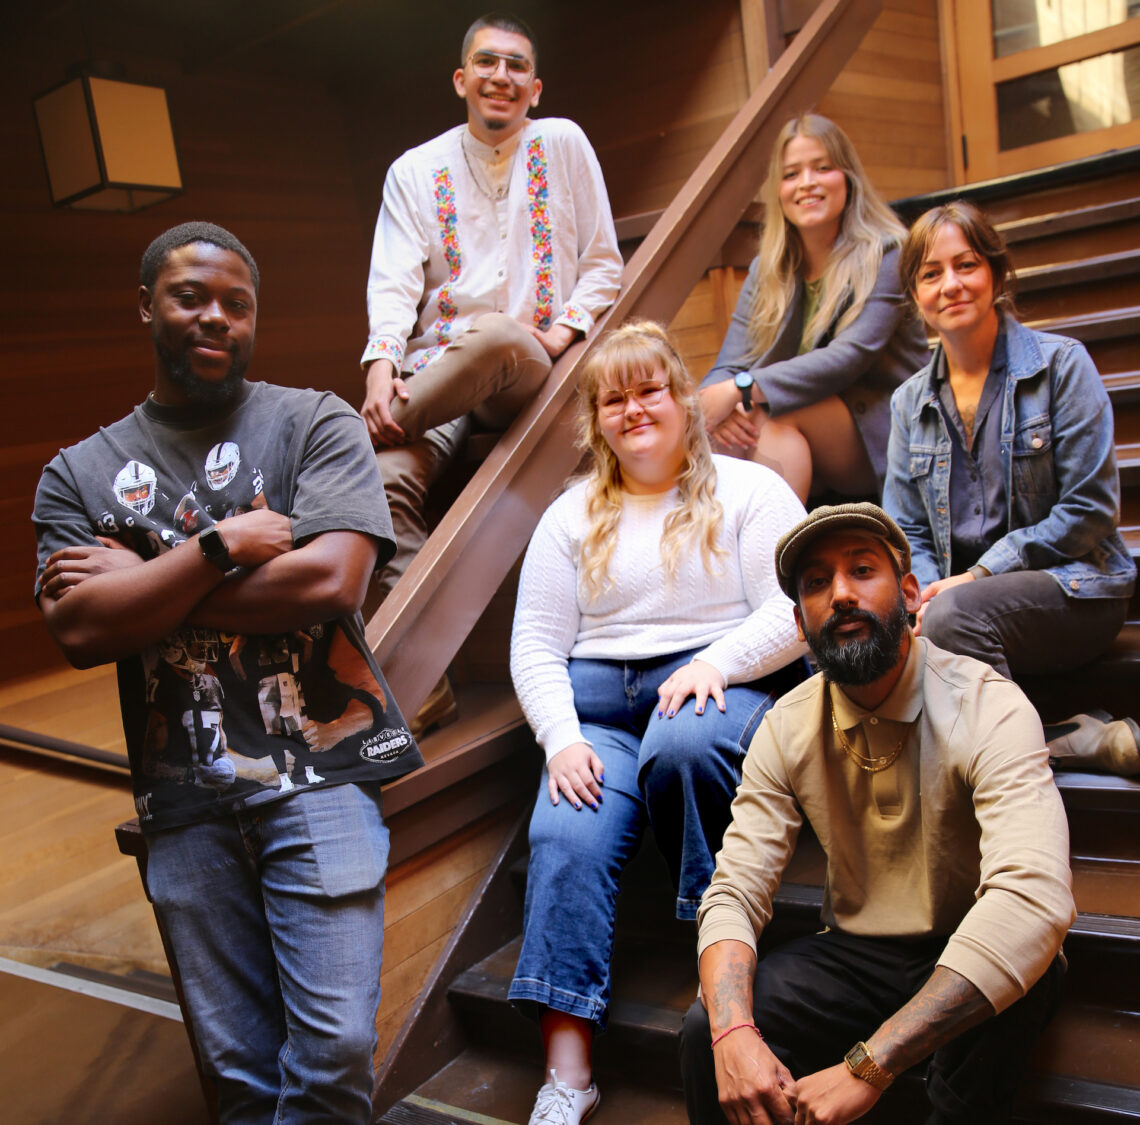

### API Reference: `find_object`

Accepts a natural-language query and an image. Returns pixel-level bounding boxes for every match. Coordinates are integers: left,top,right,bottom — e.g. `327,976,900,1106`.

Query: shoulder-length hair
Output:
746,113,907,360
899,200,1017,315
575,321,725,596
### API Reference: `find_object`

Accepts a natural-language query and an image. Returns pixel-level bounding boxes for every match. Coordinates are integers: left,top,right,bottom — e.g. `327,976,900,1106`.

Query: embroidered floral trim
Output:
362,337,404,367
557,304,590,333
428,166,461,349
412,344,445,373
526,137,554,331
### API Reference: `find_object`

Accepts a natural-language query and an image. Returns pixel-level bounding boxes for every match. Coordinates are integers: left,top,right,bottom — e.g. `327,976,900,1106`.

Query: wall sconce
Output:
33,74,183,212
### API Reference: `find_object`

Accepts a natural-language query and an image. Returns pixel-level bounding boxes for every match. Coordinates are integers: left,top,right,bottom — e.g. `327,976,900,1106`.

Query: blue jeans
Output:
509,650,802,1027
145,782,389,1124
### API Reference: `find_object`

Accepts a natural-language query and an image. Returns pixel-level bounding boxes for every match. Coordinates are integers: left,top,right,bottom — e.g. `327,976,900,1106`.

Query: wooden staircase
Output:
371,140,1140,1125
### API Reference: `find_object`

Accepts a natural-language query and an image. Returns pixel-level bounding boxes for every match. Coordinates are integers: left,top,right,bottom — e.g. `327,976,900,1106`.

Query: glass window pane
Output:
993,0,1140,60
996,44,1140,149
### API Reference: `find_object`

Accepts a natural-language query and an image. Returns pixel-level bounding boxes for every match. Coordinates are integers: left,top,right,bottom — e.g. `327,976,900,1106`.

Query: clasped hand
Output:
715,1036,881,1125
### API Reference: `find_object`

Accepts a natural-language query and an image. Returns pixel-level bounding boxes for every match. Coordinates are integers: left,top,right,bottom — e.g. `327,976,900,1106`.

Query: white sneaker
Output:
527,1069,600,1125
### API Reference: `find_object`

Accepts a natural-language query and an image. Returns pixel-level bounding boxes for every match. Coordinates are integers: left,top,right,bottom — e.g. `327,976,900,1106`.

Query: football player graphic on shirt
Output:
173,441,269,538
146,629,237,791
228,633,327,793
114,460,158,517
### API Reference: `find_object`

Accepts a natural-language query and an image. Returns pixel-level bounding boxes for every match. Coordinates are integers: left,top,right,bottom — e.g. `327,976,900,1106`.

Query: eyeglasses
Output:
467,50,534,82
596,381,669,416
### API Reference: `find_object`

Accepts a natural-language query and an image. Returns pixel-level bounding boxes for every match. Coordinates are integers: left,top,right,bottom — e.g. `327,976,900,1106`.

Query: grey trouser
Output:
374,313,552,599
920,569,1128,681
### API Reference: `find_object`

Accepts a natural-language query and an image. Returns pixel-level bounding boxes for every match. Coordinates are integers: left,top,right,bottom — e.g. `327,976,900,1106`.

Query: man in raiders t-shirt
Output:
33,222,423,1123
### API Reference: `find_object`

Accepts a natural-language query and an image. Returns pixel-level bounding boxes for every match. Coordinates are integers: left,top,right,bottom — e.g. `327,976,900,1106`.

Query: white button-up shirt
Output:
361,118,622,373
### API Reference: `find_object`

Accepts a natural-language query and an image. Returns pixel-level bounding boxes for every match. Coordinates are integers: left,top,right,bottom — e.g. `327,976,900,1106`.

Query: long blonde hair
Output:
575,321,725,596
746,114,907,360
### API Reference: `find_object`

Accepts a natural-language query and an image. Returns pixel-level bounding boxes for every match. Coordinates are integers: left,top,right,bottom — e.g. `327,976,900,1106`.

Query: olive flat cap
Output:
775,502,911,598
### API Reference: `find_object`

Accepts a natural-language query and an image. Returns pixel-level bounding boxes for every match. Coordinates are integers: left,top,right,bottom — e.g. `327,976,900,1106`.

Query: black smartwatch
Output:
734,371,755,412
199,525,234,573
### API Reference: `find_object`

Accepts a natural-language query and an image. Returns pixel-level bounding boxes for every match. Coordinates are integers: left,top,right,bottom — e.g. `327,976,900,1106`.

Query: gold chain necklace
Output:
829,688,918,773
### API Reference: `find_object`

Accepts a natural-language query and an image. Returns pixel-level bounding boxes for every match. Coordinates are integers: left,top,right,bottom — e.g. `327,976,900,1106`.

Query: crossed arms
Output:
39,508,378,669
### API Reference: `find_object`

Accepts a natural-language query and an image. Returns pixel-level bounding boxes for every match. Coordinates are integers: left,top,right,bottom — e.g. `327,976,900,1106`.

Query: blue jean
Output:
509,650,802,1027
145,782,389,1125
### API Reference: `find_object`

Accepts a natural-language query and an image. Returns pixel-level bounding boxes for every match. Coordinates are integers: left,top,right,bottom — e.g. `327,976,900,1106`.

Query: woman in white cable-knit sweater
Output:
507,321,808,1124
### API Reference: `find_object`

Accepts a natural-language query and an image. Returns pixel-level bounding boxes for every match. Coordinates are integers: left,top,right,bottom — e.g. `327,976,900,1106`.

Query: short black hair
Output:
140,221,260,294
461,11,538,68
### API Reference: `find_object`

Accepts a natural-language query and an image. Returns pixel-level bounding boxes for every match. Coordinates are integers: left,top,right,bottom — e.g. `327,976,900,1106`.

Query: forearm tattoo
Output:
707,945,757,1030
870,966,994,1075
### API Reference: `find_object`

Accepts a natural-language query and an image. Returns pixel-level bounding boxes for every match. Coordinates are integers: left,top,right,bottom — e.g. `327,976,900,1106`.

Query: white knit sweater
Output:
510,456,809,760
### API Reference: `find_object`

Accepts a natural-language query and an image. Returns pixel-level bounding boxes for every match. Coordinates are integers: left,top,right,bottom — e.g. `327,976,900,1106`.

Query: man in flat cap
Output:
680,503,1074,1125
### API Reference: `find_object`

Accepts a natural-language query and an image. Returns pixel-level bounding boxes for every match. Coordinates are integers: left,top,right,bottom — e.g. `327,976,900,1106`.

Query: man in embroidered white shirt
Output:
358,12,622,640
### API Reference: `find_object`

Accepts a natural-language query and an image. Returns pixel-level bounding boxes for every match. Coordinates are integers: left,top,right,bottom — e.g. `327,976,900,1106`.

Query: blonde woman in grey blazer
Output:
701,114,928,503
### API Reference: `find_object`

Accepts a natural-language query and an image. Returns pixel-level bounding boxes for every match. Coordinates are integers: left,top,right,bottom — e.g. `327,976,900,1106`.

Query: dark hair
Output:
899,200,1015,314
460,11,538,68
140,221,260,294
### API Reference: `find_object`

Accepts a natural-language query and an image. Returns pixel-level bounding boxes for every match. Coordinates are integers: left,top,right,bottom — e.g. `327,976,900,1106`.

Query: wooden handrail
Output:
367,0,883,717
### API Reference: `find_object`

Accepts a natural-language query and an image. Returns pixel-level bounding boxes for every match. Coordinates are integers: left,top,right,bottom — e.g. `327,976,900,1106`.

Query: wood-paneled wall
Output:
1,54,371,683
816,0,950,200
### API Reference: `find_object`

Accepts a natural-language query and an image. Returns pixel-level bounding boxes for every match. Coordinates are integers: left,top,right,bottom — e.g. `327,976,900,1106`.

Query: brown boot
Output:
409,675,460,740
1045,711,1140,776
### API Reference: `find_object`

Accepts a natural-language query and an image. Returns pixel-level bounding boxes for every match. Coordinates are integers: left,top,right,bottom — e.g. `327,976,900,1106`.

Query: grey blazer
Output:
702,245,930,490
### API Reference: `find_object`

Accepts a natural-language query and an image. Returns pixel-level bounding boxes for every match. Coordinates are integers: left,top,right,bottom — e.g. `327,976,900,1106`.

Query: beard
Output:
802,592,910,686
156,336,249,406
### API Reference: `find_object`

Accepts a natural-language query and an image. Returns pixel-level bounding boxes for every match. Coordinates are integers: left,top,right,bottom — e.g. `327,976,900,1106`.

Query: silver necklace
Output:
460,131,516,202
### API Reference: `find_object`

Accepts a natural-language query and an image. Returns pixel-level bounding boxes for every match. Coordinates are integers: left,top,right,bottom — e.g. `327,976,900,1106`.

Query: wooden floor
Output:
0,747,162,977
0,662,126,763
0,656,524,1112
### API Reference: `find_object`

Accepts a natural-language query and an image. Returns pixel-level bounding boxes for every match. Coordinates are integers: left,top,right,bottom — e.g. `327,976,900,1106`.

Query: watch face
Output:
734,372,752,390
846,1043,869,1068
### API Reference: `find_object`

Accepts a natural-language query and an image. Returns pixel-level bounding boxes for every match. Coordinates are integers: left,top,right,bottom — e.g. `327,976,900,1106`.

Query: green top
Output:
797,277,824,356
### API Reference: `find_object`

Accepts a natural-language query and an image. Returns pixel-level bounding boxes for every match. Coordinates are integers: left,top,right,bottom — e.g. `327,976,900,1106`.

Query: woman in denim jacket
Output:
883,201,1137,771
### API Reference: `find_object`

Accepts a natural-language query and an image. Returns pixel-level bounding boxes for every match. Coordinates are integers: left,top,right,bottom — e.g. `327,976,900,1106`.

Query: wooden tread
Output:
1016,249,1140,293
1026,306,1140,343
998,197,1140,244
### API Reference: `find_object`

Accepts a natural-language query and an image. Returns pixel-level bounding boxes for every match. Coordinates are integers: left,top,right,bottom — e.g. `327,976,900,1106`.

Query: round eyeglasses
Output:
597,381,669,416
467,50,534,82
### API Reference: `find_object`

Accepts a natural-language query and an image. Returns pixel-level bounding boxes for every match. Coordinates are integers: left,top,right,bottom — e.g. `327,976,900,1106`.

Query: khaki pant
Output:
374,313,552,599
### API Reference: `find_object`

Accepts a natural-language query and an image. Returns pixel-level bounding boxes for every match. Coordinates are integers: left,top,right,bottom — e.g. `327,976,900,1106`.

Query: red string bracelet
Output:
710,1022,763,1048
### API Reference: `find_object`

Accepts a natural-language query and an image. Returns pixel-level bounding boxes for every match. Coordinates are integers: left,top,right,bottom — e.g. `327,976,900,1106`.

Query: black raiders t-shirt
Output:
33,381,423,832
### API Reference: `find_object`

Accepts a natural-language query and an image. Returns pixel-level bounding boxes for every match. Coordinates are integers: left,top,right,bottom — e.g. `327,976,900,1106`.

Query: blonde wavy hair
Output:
575,321,726,597
746,114,907,360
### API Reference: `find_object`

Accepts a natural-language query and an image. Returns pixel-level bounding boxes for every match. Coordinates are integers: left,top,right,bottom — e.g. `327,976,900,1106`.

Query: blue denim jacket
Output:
883,315,1135,599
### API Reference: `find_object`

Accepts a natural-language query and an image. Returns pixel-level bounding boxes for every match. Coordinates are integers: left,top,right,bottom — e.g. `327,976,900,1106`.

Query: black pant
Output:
679,929,1064,1124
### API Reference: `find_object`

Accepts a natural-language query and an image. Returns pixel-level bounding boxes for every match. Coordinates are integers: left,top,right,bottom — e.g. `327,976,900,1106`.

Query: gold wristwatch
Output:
844,1041,894,1090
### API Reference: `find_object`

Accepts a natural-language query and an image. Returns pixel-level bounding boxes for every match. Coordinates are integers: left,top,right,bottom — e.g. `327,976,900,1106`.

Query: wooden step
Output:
1105,370,1140,405
999,197,1140,246
1026,305,1140,344
1016,249,1140,294
1018,626,1140,733
378,1047,688,1125
445,908,1140,1122
1016,275,1140,324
